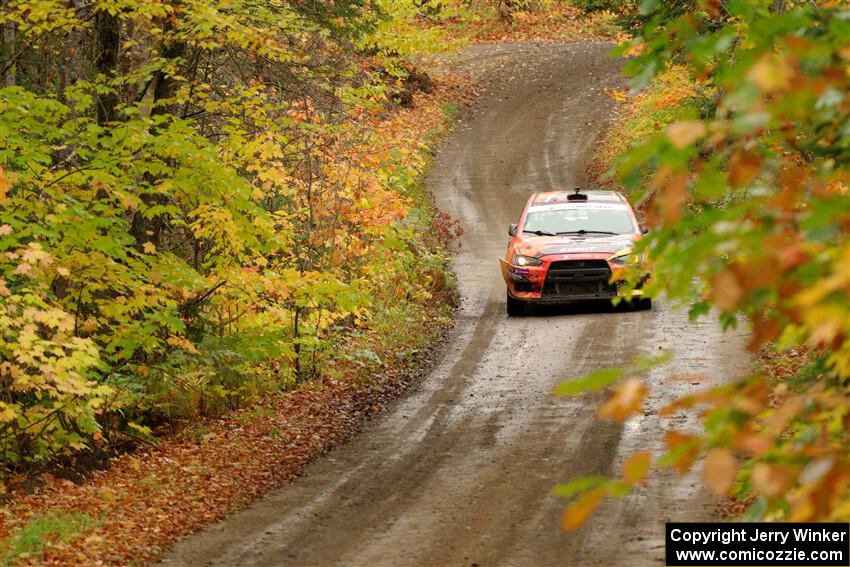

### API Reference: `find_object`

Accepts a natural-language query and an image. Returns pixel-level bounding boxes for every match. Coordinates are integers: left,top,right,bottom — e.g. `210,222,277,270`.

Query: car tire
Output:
506,292,526,316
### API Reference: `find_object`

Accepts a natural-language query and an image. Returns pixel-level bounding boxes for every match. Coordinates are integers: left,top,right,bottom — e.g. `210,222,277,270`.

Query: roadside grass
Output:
441,102,461,124
1,513,92,566
583,9,622,37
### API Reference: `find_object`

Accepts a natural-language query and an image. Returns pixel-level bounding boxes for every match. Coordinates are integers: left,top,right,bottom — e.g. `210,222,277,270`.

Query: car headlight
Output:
512,254,543,267
610,253,643,267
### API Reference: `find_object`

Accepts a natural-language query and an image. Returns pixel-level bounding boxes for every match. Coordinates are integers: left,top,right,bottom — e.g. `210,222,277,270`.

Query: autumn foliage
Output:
0,0,461,471
559,0,850,526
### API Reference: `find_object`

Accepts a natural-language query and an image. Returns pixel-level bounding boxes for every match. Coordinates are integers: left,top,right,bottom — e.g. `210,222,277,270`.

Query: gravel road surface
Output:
161,41,748,567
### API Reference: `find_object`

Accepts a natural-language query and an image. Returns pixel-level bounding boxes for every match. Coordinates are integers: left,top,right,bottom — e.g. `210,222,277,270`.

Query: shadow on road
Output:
524,299,649,318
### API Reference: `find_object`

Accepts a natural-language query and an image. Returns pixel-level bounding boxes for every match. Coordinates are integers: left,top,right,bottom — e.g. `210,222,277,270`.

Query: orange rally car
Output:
500,188,651,316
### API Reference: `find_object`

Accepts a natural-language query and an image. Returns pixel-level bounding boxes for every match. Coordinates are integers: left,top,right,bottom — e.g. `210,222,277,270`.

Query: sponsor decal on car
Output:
527,203,629,212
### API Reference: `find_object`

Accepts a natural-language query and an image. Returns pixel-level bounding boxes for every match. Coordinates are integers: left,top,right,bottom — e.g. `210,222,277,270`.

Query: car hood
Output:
515,233,637,258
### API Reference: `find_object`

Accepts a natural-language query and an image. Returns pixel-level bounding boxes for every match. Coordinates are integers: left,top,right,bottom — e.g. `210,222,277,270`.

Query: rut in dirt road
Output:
161,42,748,567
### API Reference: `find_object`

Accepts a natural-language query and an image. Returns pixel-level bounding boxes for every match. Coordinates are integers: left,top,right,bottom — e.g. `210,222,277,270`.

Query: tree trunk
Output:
150,40,187,115
2,0,15,87
61,0,88,102
129,37,187,250
95,9,120,124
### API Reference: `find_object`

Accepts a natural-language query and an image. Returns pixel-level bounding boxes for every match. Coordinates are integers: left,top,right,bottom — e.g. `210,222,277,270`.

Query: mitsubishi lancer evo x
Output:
499,188,651,316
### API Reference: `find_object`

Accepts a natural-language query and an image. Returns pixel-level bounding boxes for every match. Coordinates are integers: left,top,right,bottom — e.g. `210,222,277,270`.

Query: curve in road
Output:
161,42,748,567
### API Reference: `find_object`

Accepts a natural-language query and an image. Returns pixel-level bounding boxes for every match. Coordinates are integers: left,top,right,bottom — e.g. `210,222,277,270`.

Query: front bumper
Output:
500,256,649,303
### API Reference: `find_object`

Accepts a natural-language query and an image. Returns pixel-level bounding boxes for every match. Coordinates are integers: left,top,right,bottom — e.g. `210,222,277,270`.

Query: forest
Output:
0,0,848,564
0,0,463,467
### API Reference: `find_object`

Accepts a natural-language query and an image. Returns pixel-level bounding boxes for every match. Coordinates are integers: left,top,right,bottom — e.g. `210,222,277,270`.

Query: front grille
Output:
546,260,611,282
543,259,616,298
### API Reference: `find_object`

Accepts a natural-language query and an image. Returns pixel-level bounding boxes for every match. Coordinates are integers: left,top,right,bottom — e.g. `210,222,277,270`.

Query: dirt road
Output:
162,42,748,567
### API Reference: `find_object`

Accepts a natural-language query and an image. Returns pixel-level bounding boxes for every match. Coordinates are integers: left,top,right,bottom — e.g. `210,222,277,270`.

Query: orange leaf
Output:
702,448,738,496
748,312,781,352
561,488,606,532
623,451,652,485
752,463,792,497
658,171,689,225
733,380,770,415
710,268,744,311
728,151,762,187
764,396,806,437
665,430,702,474
0,166,9,204
789,492,816,522
704,0,722,15
739,434,773,458
597,377,647,421
740,256,781,290
667,121,706,150
777,244,808,271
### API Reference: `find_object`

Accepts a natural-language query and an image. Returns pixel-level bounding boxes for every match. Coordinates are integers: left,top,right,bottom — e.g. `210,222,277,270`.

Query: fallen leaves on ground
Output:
435,5,629,44
0,357,438,565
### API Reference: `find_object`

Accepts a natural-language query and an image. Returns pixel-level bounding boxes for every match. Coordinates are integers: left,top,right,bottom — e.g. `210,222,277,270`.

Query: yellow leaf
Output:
667,121,706,149
803,306,844,347
142,242,157,254
605,86,628,102
623,451,652,485
794,273,847,308
561,488,606,532
702,448,738,496
747,54,790,92
0,402,17,423
166,335,200,355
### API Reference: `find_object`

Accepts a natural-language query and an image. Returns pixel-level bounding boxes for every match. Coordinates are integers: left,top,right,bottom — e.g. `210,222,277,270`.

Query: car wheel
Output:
506,292,526,316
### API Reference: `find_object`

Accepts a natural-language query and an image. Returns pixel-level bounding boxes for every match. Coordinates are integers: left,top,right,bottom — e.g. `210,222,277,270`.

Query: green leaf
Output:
553,367,625,396
739,496,768,522
553,475,608,498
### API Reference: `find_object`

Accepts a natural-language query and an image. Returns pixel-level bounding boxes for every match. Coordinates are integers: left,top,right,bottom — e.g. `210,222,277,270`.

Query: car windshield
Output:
522,207,636,235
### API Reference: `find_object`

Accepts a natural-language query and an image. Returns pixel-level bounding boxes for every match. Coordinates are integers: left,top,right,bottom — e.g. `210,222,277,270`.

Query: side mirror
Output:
641,226,650,235
508,223,517,237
